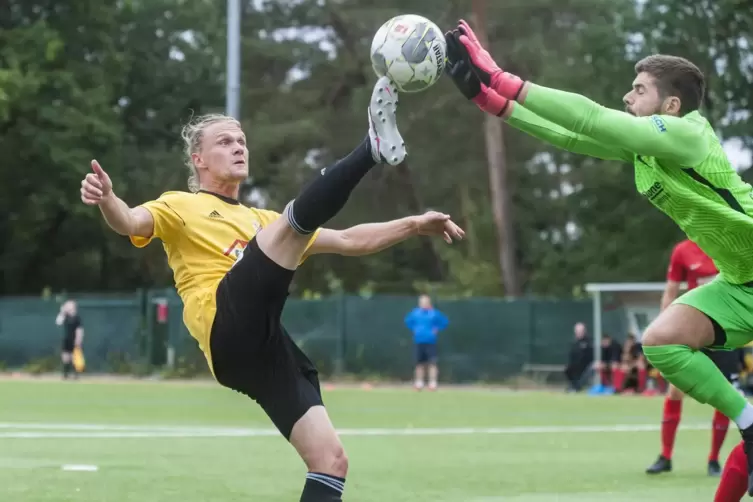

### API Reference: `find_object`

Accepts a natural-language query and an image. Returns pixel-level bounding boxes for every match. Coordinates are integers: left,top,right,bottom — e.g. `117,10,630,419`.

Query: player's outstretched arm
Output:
452,20,708,166
305,211,464,257
443,27,630,162
80,160,154,238
515,84,708,165
507,105,632,162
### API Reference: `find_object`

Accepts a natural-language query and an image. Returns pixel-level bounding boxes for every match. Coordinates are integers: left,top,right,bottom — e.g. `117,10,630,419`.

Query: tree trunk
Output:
471,0,521,297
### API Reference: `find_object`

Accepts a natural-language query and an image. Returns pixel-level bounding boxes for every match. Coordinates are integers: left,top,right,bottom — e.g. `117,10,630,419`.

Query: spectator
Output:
55,300,84,380
590,334,622,395
404,295,448,391
618,333,647,393
564,322,593,392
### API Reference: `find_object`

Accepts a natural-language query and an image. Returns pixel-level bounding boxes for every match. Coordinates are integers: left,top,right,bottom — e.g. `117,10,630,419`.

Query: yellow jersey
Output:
129,190,317,373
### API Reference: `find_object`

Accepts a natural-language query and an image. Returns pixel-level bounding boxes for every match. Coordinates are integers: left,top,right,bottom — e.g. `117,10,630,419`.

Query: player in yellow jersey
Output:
79,77,464,502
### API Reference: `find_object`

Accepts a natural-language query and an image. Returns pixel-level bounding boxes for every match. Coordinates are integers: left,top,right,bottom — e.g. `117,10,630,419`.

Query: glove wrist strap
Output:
472,87,510,117
490,71,525,100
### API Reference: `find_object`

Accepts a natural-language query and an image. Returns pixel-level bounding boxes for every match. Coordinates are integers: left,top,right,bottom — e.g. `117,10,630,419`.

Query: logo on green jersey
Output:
642,181,670,206
651,115,667,133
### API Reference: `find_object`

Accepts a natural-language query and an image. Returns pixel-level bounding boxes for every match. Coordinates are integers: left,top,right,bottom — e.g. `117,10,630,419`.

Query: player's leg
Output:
255,76,404,270
414,344,427,390
60,350,72,379
636,355,648,393
708,349,742,476
427,344,438,390
715,442,747,502
281,333,349,502
210,281,348,501
641,280,753,492
646,384,684,474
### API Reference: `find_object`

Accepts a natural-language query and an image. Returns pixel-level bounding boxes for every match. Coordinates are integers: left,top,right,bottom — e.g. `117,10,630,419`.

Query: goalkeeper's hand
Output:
444,30,510,117
455,19,525,100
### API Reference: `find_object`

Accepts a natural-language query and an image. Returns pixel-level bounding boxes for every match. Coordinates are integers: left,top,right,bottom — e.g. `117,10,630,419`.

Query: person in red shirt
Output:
645,239,744,477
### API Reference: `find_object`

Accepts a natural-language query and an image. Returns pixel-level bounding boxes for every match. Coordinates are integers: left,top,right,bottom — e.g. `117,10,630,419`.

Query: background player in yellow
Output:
79,76,464,502
443,19,753,494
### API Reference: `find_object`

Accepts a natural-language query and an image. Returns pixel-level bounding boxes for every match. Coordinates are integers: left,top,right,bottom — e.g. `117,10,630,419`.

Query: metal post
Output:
592,290,602,386
226,0,241,119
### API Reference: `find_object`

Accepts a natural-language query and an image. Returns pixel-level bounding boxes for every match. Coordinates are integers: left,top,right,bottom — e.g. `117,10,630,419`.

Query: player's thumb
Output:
91,160,111,185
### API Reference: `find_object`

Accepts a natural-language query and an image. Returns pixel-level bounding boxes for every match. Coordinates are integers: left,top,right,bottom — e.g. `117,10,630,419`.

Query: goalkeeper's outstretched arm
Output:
506,104,632,162
449,20,709,167
511,84,709,166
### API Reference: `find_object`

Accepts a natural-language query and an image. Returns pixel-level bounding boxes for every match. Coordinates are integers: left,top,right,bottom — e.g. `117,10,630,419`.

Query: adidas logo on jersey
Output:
208,210,222,218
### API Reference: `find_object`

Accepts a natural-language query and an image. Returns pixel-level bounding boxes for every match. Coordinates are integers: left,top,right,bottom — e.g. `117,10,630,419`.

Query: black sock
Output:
286,137,375,234
300,472,345,501
63,362,72,378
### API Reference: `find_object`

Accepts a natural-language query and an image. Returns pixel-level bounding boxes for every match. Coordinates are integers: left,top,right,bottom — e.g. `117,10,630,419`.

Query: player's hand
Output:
415,211,465,244
445,29,482,100
456,19,524,99
445,30,510,116
454,20,501,87
81,160,113,205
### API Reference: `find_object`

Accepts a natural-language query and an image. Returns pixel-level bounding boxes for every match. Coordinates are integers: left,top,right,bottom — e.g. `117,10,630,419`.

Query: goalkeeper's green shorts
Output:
674,277,753,350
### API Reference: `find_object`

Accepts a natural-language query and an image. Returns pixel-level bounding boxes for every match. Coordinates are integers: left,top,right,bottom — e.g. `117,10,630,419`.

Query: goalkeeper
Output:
442,20,753,494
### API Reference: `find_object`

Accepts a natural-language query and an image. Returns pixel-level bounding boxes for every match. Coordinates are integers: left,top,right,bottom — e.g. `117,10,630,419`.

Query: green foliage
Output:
1,0,751,299
22,356,59,375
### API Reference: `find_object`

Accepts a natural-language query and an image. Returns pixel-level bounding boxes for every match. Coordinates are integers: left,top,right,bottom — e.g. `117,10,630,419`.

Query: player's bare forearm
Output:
661,281,681,311
335,217,418,256
98,192,137,236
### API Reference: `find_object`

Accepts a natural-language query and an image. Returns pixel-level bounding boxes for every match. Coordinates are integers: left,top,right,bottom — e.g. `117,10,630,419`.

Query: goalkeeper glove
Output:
455,19,525,100
444,30,510,116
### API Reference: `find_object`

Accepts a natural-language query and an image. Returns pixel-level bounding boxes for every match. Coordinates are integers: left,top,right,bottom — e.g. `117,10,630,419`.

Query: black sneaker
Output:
741,426,753,495
645,455,672,474
708,459,722,476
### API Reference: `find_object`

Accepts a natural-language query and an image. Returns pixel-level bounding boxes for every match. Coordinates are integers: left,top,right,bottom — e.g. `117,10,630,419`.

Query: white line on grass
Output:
0,422,713,439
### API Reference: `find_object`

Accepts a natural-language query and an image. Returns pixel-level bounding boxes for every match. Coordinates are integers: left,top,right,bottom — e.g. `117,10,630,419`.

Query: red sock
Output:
710,409,731,462
638,368,647,391
715,442,747,502
613,368,625,390
661,398,683,459
600,368,609,386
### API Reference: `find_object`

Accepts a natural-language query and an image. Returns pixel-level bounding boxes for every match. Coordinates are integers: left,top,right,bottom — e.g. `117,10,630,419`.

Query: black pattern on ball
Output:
371,50,388,77
401,22,437,63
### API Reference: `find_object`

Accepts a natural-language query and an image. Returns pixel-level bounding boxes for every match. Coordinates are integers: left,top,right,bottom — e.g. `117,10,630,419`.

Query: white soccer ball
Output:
370,14,447,93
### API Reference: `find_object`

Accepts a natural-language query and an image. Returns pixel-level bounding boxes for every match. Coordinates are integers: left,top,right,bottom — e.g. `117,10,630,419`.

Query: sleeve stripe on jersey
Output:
682,168,746,215
158,201,186,226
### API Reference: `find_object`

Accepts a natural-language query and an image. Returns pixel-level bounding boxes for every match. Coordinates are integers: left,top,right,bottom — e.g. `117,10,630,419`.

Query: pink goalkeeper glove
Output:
456,19,525,100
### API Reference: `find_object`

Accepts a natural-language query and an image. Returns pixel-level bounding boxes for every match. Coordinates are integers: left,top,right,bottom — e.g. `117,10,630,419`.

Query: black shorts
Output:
209,238,323,440
703,348,742,384
62,336,75,353
414,343,437,364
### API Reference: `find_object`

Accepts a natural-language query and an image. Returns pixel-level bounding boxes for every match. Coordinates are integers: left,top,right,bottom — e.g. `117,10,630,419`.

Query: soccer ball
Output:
370,14,447,93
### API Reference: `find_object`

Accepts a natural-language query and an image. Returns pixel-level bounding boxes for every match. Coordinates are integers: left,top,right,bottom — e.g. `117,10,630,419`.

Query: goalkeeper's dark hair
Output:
635,55,705,116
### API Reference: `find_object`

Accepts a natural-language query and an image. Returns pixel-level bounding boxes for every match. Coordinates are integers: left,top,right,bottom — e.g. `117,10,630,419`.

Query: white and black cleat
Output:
368,76,406,166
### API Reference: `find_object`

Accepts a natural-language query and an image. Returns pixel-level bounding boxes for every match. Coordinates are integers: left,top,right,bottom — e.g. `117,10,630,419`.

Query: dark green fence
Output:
0,291,627,381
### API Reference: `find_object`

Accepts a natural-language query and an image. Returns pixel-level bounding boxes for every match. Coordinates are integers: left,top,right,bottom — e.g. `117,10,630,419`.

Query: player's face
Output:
194,121,249,183
623,72,663,117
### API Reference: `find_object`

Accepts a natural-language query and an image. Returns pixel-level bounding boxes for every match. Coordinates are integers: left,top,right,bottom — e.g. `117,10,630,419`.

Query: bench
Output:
521,363,565,384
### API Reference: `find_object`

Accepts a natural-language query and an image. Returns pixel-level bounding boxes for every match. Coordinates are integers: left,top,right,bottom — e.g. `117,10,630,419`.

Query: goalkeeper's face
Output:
623,72,664,117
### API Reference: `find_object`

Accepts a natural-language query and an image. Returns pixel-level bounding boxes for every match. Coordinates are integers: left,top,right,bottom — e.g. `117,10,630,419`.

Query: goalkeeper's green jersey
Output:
508,84,753,284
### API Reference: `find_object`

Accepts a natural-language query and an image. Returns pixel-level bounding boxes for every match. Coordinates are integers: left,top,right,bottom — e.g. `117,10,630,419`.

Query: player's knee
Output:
667,384,685,400
254,217,311,270
308,443,348,478
642,305,715,348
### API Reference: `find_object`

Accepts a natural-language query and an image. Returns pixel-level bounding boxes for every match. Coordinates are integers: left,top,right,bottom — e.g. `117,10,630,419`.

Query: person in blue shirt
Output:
404,295,449,390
